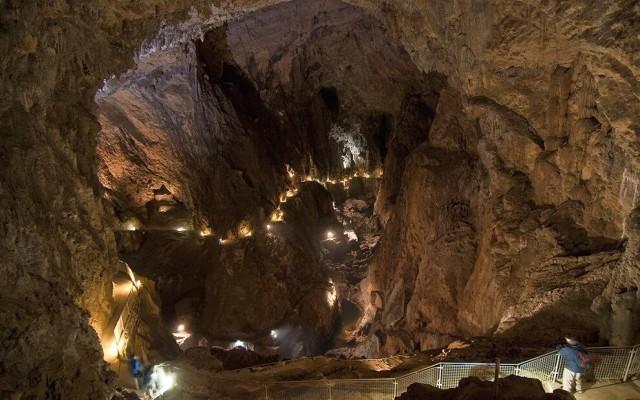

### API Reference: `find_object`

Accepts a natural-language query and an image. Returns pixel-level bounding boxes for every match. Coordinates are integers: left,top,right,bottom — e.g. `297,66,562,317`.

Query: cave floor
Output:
572,379,640,399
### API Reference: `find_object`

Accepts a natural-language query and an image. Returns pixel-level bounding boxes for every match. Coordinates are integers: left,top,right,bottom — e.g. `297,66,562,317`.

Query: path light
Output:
326,231,335,240
270,208,284,222
177,323,185,333
103,340,119,362
327,279,337,307
232,340,251,350
344,229,358,242
150,367,175,398
270,329,278,339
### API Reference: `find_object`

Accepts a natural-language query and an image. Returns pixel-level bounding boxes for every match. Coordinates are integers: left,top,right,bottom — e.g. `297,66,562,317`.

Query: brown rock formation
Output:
360,0,640,354
2,0,640,398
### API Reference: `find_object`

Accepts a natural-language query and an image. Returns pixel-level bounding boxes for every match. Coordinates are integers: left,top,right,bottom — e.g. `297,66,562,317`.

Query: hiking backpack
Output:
577,350,591,369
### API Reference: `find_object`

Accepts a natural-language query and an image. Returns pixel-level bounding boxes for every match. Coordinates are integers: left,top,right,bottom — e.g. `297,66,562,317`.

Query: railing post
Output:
436,364,444,389
393,379,398,399
264,383,269,400
494,358,501,400
623,346,636,382
328,381,333,400
551,353,562,386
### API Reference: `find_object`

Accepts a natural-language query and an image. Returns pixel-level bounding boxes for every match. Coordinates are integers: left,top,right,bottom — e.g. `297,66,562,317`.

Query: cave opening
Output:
94,0,443,369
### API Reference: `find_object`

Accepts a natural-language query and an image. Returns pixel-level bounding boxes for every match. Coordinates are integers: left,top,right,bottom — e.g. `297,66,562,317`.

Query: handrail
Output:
264,343,640,399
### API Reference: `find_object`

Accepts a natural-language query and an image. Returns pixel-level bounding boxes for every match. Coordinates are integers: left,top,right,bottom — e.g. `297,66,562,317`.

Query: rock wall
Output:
358,0,640,353
0,1,277,397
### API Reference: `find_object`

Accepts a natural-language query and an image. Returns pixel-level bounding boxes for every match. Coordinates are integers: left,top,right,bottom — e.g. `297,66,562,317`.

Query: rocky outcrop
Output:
0,1,223,397
359,0,640,353
398,376,561,400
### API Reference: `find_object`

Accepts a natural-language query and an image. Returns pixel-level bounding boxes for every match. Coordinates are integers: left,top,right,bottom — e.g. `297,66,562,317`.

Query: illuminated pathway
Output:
101,265,143,365
118,168,383,245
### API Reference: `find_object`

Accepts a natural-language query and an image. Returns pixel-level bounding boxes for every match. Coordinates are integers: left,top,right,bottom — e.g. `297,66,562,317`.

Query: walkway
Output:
575,379,640,399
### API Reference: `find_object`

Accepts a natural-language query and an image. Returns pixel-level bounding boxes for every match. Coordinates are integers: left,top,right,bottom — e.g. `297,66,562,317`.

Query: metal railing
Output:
264,344,640,399
114,286,142,358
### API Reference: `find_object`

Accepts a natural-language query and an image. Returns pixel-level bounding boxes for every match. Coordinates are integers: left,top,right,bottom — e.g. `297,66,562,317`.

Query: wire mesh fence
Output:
395,365,438,394
331,379,396,400
628,346,640,378
266,379,396,400
517,351,558,383
264,345,640,400
585,347,632,380
267,381,331,400
438,363,517,389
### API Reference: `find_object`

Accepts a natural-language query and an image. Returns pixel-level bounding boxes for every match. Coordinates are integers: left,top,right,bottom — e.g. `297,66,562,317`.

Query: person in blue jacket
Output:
558,336,589,393
129,354,144,389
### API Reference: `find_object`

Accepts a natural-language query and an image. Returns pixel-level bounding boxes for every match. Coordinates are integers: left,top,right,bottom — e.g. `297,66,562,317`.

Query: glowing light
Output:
113,281,134,297
286,187,298,198
122,218,141,231
327,279,337,307
135,279,142,288
270,330,278,339
363,172,370,178
172,322,191,346
286,164,295,178
344,229,358,242
149,366,175,398
103,341,119,362
326,231,335,240
279,192,287,203
266,224,272,231
238,222,253,238
219,237,230,245
304,175,313,182
176,226,186,232
200,227,212,237
158,205,171,213
231,340,252,350
270,208,284,222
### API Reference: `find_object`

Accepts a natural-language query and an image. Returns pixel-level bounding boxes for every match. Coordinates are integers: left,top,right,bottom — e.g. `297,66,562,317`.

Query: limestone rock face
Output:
360,0,640,353
2,0,640,397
